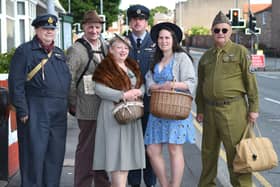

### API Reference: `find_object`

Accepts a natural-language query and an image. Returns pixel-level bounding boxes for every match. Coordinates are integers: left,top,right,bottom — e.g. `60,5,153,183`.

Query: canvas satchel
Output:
233,123,278,173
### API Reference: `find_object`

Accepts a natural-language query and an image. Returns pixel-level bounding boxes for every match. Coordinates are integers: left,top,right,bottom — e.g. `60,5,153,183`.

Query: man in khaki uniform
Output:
195,11,259,187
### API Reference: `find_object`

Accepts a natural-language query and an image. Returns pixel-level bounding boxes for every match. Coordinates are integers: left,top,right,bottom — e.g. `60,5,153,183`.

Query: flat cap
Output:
82,10,105,24
151,22,183,43
32,14,57,29
127,5,150,20
212,11,231,27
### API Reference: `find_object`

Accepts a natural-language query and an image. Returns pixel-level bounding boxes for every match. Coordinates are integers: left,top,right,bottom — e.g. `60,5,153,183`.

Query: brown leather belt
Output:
205,96,243,106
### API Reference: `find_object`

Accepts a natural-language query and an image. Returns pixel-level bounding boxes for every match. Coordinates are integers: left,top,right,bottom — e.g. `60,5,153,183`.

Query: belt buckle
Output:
223,100,230,105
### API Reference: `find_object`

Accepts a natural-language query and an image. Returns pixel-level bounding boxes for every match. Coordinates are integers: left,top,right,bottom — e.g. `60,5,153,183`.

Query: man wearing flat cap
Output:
195,11,259,187
126,4,157,187
8,13,71,186
66,10,110,187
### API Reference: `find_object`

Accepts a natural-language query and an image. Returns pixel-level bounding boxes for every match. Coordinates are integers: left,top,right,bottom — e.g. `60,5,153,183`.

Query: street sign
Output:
251,54,265,68
245,28,261,35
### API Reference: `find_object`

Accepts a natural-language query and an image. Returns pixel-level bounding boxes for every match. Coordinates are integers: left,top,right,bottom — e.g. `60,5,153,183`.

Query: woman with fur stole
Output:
92,34,146,187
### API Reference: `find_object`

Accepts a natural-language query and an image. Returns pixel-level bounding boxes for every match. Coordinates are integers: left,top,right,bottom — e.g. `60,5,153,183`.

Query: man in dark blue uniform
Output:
8,14,71,187
126,4,157,187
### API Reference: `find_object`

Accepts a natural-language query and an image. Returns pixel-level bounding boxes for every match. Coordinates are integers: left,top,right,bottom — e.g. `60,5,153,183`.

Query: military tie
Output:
136,38,141,48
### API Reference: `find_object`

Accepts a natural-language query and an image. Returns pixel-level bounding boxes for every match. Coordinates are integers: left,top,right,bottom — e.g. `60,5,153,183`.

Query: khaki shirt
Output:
195,40,259,113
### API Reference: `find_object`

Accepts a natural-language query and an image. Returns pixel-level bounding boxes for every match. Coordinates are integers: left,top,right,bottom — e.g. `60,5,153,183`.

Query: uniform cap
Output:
212,11,231,27
82,10,105,24
151,22,183,43
32,14,57,29
127,5,150,20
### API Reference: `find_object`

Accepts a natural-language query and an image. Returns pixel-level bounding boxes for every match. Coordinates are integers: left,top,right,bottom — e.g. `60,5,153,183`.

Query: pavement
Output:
1,113,226,187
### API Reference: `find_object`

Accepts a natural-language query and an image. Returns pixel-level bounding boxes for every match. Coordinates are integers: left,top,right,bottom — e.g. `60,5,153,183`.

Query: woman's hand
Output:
123,89,142,101
196,113,204,123
160,81,174,90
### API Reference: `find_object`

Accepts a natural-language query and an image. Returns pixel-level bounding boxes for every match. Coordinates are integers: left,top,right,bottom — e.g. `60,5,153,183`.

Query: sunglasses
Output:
213,28,228,34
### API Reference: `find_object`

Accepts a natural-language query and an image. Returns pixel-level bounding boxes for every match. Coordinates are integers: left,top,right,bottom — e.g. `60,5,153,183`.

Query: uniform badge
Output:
48,17,53,24
136,9,141,15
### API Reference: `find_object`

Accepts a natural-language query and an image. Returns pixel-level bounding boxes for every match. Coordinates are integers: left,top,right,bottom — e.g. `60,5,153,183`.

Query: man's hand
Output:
196,113,204,123
248,112,259,124
68,105,76,116
20,115,29,124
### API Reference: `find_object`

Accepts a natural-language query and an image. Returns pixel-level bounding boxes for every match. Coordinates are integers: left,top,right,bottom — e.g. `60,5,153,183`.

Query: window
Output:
17,1,25,15
0,20,1,51
7,18,15,51
19,20,25,43
262,12,266,25
6,0,14,17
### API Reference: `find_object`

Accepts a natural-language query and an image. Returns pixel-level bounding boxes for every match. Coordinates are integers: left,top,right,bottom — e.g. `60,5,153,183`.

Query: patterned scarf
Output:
36,35,54,53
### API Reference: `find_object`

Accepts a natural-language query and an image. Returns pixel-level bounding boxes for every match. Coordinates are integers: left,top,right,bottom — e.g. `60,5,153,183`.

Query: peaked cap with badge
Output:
212,11,231,27
82,10,105,24
32,14,58,29
127,4,150,20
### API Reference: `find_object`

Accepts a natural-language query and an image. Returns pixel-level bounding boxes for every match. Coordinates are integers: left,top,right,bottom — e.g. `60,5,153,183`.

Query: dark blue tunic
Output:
8,37,71,187
127,31,157,186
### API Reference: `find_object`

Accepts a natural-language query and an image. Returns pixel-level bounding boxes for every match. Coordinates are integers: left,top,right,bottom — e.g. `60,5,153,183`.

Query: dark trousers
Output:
74,119,110,187
17,97,67,187
128,112,157,186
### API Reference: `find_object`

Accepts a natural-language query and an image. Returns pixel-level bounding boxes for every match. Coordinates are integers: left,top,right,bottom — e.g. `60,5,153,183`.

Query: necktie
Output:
136,38,141,48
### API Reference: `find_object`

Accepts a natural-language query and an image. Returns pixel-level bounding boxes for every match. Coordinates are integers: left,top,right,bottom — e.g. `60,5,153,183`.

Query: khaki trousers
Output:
198,98,252,187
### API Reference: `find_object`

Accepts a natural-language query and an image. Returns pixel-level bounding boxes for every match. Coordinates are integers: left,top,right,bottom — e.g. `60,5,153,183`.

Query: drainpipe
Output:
47,0,55,15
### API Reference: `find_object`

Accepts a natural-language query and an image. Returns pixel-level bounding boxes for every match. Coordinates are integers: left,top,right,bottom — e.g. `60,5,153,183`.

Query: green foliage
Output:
60,0,121,28
0,49,15,73
187,26,210,36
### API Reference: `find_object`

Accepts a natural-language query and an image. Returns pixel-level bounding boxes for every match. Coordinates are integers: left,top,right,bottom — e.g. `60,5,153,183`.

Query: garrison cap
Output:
32,14,57,29
212,11,231,27
127,5,150,20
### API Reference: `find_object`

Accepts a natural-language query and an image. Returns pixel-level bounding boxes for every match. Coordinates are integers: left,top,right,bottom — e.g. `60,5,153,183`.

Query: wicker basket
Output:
113,100,144,124
150,90,193,120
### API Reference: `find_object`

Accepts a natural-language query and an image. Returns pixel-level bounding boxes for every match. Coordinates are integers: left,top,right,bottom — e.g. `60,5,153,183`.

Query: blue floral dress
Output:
144,58,196,145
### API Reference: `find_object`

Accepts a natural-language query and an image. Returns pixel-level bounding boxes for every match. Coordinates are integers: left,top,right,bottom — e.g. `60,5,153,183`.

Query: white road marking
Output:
257,74,279,79
264,97,280,105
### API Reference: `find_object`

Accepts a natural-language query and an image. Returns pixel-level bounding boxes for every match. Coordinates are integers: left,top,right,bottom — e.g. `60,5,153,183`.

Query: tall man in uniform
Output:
8,14,71,186
66,10,110,187
126,4,157,187
195,11,259,187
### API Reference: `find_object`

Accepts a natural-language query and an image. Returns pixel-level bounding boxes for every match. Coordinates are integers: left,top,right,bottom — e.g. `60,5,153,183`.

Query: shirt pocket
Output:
221,56,241,74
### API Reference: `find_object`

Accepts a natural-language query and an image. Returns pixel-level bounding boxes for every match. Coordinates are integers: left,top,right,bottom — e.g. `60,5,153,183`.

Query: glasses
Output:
213,28,228,34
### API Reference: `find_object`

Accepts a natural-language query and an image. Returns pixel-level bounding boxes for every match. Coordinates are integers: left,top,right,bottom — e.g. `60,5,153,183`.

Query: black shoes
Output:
131,185,154,187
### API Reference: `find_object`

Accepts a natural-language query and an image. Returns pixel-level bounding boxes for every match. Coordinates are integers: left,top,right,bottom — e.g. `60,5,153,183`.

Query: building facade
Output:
271,0,280,49
175,0,248,32
0,0,66,53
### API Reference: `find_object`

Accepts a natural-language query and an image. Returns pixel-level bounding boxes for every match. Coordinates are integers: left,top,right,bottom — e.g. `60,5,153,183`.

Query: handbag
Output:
233,123,278,173
112,99,144,125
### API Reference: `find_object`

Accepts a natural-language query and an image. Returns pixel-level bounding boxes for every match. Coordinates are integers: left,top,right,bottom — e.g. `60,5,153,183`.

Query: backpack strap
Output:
75,38,106,88
75,38,94,88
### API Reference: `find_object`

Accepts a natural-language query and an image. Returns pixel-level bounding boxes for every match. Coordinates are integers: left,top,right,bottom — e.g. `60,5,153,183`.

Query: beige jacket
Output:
66,38,108,120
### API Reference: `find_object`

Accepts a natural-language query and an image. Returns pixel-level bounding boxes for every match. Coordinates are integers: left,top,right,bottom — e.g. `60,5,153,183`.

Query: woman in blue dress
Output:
145,22,197,187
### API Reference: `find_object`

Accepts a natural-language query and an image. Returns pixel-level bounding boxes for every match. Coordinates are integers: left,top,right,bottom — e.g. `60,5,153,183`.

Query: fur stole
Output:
93,53,143,91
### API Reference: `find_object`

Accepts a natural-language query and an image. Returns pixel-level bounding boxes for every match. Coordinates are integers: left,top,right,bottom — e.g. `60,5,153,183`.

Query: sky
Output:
119,0,272,10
